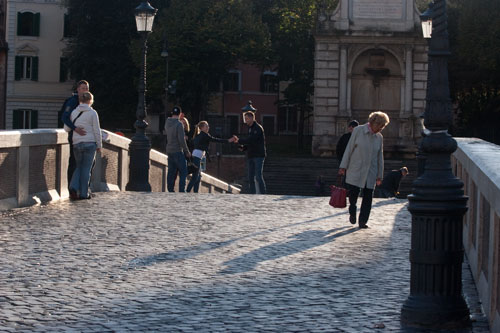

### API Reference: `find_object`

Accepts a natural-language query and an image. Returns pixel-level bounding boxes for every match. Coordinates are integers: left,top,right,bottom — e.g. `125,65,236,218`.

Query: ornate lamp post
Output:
161,33,169,110
126,1,157,192
241,100,257,113
401,0,470,329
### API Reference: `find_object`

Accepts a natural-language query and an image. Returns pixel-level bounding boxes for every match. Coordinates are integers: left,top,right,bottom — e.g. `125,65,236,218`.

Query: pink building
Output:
207,63,279,138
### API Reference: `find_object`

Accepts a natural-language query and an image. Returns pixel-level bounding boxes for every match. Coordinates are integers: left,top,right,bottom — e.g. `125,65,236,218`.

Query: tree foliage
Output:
63,0,153,129
447,0,500,143
253,0,322,147
147,0,271,123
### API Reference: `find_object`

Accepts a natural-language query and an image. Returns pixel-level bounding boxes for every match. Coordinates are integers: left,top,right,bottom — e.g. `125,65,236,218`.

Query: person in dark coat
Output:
186,121,235,193
234,111,267,194
60,80,89,186
375,167,409,198
336,120,359,162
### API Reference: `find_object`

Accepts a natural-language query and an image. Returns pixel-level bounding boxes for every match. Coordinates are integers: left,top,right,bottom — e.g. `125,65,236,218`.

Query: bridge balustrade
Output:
0,129,239,211
453,138,500,332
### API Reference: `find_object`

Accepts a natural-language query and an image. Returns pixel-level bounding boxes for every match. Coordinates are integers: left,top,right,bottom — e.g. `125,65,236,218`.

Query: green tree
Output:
447,0,500,143
253,0,320,148
148,0,271,123
63,0,156,129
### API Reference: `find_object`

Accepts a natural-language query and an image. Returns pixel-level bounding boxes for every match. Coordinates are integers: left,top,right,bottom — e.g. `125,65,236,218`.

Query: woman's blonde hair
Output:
368,111,390,126
181,117,190,132
193,121,209,138
80,91,93,104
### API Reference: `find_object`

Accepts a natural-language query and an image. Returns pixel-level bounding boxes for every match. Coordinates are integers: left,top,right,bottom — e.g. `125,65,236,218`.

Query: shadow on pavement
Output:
219,226,357,275
127,212,350,269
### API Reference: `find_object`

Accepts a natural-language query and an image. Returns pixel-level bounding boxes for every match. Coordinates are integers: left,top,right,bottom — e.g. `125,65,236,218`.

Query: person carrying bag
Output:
329,175,347,208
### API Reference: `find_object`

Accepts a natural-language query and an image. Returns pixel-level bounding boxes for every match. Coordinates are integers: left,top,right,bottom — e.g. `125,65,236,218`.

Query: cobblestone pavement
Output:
0,192,490,332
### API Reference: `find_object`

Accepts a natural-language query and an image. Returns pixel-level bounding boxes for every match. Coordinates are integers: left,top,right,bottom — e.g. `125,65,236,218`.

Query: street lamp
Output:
126,1,157,192
161,33,169,98
420,4,433,39
241,100,257,112
401,0,470,329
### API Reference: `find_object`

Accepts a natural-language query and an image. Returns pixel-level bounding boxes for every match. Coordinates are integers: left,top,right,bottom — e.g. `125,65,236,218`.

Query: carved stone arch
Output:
347,45,405,77
348,47,404,146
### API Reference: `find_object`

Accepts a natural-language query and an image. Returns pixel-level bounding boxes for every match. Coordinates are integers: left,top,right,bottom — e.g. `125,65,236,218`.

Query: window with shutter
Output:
63,14,74,38
17,12,40,37
261,73,278,93
60,58,69,82
13,109,38,129
15,56,23,80
223,71,240,92
14,56,39,80
31,57,38,81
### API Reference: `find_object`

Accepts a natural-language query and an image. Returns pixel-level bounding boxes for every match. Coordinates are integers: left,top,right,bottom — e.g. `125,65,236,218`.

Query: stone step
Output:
263,157,418,198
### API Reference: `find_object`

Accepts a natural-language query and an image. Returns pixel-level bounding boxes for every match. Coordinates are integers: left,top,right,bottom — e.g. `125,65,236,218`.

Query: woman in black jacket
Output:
186,121,234,193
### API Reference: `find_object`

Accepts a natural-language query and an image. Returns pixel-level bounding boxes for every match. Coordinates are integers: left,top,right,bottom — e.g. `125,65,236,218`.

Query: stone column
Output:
339,45,348,115
404,46,414,115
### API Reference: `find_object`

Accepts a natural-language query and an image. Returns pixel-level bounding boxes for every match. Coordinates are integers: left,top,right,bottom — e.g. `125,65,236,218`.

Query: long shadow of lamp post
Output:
126,1,157,192
401,0,470,329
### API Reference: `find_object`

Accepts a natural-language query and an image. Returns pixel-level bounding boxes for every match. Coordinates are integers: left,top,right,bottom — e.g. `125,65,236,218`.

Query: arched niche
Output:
350,48,403,141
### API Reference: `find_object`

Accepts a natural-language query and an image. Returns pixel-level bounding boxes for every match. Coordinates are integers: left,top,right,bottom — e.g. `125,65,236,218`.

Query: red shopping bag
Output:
329,176,347,208
329,185,347,208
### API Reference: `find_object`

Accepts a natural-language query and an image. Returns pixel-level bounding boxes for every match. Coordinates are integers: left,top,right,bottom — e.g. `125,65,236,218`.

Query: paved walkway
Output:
0,192,490,332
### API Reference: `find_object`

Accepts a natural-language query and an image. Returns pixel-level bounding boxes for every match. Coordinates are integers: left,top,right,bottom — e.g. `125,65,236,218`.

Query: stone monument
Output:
313,0,427,158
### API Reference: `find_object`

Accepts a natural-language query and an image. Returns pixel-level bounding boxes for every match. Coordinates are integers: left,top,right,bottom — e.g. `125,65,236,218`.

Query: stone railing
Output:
452,138,500,332
0,129,240,211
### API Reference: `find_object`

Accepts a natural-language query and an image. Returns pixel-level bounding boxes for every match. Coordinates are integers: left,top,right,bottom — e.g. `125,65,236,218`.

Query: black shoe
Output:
359,224,369,229
69,189,78,201
349,214,356,225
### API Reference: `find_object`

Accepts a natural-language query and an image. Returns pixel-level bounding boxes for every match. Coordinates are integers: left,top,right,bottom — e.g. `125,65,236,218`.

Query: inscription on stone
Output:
353,0,404,19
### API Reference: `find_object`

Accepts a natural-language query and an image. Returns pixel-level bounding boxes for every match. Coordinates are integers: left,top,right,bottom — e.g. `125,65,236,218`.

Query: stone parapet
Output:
453,137,500,332
0,129,240,211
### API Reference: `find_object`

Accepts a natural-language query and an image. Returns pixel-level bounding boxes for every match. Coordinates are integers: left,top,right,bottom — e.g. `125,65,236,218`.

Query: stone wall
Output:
0,129,240,211
206,155,246,188
453,138,500,332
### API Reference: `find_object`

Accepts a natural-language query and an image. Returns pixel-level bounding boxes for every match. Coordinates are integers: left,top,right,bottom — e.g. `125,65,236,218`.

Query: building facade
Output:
313,0,428,158
205,63,312,142
207,63,279,138
0,0,7,129
4,0,72,130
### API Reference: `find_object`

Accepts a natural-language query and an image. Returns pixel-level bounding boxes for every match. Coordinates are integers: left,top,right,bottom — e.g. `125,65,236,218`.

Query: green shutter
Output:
15,56,23,80
59,58,64,82
17,12,22,35
30,111,38,129
33,13,40,36
63,14,70,38
31,57,38,81
13,110,22,129
59,58,67,82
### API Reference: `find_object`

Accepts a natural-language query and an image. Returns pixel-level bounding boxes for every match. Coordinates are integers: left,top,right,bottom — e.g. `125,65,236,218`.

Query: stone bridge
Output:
0,130,498,332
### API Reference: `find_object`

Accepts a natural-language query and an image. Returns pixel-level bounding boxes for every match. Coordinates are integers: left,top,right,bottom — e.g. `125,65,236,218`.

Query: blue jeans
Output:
70,142,97,199
167,152,188,192
186,156,201,193
247,157,266,194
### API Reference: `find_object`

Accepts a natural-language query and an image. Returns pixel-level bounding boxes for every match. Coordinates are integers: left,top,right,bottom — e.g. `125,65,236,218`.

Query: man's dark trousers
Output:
347,183,374,226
